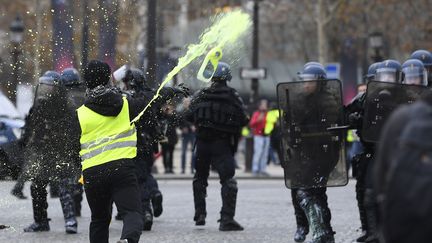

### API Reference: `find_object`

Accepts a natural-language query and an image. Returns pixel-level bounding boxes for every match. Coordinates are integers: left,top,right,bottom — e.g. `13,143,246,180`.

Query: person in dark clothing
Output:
22,71,80,234
62,67,87,217
284,62,340,243
373,59,430,243
373,97,431,243
118,66,186,230
347,60,404,243
160,104,179,174
179,98,196,174
186,61,249,231
10,114,33,200
345,62,380,243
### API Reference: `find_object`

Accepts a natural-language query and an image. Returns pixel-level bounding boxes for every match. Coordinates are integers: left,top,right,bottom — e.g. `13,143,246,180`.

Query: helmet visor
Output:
402,66,427,86
299,73,319,81
376,68,398,83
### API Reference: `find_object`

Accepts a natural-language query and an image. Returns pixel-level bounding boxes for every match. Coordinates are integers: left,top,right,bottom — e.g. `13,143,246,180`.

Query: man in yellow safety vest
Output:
75,60,186,243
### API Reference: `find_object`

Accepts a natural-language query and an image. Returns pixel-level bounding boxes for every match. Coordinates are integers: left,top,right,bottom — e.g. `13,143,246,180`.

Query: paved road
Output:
0,179,361,243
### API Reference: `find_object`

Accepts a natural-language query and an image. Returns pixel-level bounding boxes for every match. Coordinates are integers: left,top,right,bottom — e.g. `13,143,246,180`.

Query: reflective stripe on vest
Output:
77,96,137,171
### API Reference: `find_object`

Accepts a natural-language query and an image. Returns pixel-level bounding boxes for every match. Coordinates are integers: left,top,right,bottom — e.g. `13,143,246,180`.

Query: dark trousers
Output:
364,153,380,241
137,151,160,214
181,133,196,173
83,161,143,243
31,178,76,224
193,138,238,219
354,152,371,231
73,183,83,215
161,144,175,173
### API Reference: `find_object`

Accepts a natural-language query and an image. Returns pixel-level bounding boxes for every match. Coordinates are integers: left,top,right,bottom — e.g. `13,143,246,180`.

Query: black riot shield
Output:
277,79,348,189
65,85,86,110
33,83,63,107
362,81,429,143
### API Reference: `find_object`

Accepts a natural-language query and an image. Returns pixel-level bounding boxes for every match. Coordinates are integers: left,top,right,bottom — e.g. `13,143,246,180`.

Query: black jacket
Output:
186,81,249,139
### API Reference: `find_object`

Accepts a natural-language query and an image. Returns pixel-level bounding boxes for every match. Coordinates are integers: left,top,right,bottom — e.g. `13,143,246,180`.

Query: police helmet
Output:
375,59,402,83
61,68,81,86
401,59,427,86
36,71,62,101
211,62,232,82
298,63,327,81
410,50,432,67
39,70,61,86
304,61,324,69
364,62,381,82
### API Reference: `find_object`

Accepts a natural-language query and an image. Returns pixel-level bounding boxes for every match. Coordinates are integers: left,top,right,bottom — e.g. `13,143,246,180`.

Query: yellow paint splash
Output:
131,10,251,123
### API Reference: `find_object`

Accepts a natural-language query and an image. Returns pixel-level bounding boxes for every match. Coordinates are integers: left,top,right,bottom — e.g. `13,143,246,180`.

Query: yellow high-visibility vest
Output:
264,109,280,135
241,126,250,137
77,96,137,171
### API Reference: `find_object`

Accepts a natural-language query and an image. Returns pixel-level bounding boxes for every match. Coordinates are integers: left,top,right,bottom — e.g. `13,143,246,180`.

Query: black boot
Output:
294,227,309,242
356,231,368,242
218,216,244,231
364,235,379,243
364,189,379,243
309,233,335,243
143,211,153,231
297,189,334,243
65,219,77,234
219,179,243,231
24,221,50,232
193,177,207,226
115,212,123,221
152,192,163,218
194,214,206,226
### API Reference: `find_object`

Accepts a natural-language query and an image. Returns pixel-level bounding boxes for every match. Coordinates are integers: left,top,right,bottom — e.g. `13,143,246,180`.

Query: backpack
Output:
382,102,432,243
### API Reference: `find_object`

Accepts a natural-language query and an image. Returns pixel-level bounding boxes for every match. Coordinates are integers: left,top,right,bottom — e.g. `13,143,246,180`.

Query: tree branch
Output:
323,0,344,25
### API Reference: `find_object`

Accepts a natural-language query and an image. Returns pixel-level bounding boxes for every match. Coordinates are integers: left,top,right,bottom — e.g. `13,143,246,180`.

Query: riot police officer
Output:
347,60,403,243
186,62,249,231
23,71,79,234
345,62,380,242
291,62,327,243
410,50,432,86
287,63,339,243
61,67,86,217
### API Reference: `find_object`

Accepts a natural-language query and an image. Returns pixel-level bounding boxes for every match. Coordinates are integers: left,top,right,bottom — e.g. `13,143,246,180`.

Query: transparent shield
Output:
65,85,86,110
277,79,348,189
362,81,429,143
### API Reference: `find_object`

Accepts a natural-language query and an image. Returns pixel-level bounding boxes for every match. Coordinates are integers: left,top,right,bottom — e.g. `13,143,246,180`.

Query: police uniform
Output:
286,63,338,243
119,67,186,231
186,62,249,231
23,71,79,234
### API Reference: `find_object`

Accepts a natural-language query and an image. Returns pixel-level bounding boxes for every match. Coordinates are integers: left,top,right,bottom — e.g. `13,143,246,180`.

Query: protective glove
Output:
348,112,362,128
